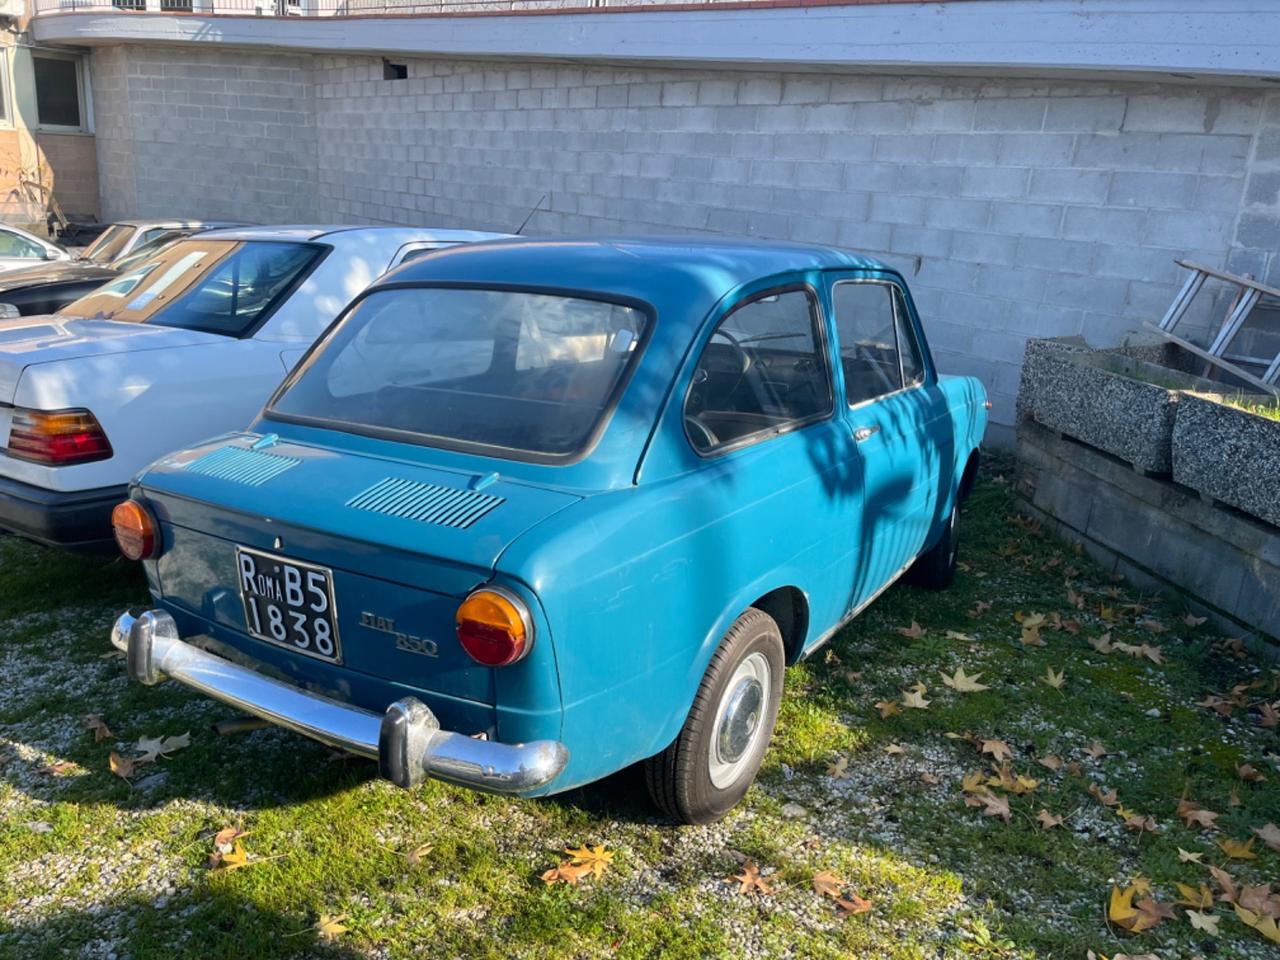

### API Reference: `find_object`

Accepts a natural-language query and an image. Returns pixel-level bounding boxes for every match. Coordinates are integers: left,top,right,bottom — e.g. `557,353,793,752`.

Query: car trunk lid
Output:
0,316,220,404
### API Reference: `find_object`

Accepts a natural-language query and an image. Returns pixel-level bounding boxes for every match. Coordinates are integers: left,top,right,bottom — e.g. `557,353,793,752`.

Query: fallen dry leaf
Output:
896,621,925,640
315,914,349,942
1182,613,1208,627
967,601,991,618
1234,902,1280,944
1037,754,1063,772
1177,847,1204,864
901,686,931,710
1258,702,1280,728
38,760,74,777
540,861,592,885
812,870,842,899
1252,822,1280,853
210,839,251,872
1084,741,1107,760
1219,837,1258,860
940,667,989,693
1177,799,1219,831
919,771,939,785
1036,809,1064,829
1175,883,1213,909
1209,864,1239,903
564,844,613,879
1042,666,1066,690
826,756,850,779
1185,908,1220,935
883,743,905,756
1088,633,1115,654
874,700,901,720
727,861,772,896
84,715,115,743
1238,763,1267,783
833,891,872,916
980,739,1012,763
135,732,191,765
968,792,1011,822
1088,783,1118,807
405,843,433,866
108,752,134,782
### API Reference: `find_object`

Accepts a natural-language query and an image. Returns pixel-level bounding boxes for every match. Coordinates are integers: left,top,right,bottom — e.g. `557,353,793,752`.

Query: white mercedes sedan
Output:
0,225,509,549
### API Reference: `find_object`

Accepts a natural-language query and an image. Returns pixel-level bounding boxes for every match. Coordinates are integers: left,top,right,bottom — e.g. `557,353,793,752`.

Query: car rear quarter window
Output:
684,287,833,455
268,287,651,461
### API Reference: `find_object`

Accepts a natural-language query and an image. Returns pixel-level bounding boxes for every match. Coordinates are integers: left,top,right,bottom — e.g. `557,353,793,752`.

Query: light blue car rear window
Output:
269,287,650,461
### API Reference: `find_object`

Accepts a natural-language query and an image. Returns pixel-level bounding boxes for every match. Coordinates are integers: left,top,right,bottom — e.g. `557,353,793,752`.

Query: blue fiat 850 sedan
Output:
109,237,986,824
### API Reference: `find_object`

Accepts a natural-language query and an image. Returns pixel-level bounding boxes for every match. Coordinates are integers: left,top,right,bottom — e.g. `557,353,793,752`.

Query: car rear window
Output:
80,224,136,265
267,287,650,460
61,239,321,337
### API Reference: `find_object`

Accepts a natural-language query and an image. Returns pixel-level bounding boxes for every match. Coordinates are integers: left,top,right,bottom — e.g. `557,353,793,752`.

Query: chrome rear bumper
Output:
111,609,568,794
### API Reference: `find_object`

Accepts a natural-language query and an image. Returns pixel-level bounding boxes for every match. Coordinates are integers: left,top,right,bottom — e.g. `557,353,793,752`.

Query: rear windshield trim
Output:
263,281,657,467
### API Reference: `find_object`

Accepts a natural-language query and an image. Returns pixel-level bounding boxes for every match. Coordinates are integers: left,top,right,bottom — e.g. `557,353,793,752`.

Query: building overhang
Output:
29,0,1280,83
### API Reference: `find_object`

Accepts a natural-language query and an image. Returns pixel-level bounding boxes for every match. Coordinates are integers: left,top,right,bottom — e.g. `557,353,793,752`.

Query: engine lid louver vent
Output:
346,477,503,529
184,445,301,487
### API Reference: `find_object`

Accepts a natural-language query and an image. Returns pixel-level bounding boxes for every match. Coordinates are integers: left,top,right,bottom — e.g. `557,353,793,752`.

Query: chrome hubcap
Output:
709,651,771,789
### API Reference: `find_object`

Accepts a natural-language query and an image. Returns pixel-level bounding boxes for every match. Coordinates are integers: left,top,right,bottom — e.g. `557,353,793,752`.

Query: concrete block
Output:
1043,96,1126,133
921,197,990,232
911,99,974,132
698,80,738,106
895,163,964,195
1027,168,1111,204
950,231,1019,267
869,192,928,226
988,201,1063,239
1018,236,1093,274
1173,392,1280,529
781,78,830,105
738,78,782,106
961,166,1029,199
1108,171,1200,209
888,225,952,259
931,134,1000,166
1143,209,1234,249
996,133,1077,167
853,100,913,132
1061,206,1145,244
973,97,1046,132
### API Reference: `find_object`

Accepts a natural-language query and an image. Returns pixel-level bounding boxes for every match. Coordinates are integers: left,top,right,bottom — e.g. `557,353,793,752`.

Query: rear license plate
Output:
235,546,342,664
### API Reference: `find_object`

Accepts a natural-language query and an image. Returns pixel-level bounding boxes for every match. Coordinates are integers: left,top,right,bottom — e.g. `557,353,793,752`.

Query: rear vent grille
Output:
346,477,503,529
184,445,301,487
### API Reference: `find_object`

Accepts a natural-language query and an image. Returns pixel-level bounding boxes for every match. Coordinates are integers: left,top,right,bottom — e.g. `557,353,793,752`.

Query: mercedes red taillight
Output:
456,588,533,667
7,407,112,466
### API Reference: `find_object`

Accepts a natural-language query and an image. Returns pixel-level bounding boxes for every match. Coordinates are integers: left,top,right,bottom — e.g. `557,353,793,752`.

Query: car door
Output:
827,271,944,609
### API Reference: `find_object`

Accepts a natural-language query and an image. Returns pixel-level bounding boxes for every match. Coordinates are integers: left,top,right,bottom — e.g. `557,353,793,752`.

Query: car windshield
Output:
108,235,182,275
79,224,137,265
268,287,650,460
61,239,321,337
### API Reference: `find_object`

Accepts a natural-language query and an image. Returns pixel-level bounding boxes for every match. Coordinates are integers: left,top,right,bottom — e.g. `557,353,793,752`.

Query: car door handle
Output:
853,425,880,443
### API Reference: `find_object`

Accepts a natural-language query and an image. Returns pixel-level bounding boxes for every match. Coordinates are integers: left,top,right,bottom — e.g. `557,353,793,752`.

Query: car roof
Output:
112,219,245,229
195,225,514,244
376,236,892,310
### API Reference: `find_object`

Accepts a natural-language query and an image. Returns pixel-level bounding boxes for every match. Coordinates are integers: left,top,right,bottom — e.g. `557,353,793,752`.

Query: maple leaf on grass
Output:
1258,702,1280,728
1182,612,1208,627
38,760,74,777
134,732,191,765
812,870,842,899
826,756,850,779
210,840,252,872
1177,798,1219,831
967,601,991,619
564,844,613,879
1253,822,1280,853
314,914,349,942
965,792,1011,823
540,861,591,885
1237,762,1267,783
1219,837,1257,860
874,700,901,720
1109,886,1172,934
1237,883,1280,918
1185,909,1220,935
901,684,930,710
1041,666,1066,690
834,891,872,916
727,861,772,896
980,739,1012,763
896,621,925,640
1083,741,1107,760
405,843,433,867
1209,864,1238,903
944,630,972,642
1036,809,1064,829
1036,754,1062,772
108,752,134,782
883,743,905,756
1234,903,1280,944
1175,883,1213,909
1176,847,1203,864
1088,783,1118,807
84,715,115,743
940,667,989,693
919,771,939,785
1088,633,1114,654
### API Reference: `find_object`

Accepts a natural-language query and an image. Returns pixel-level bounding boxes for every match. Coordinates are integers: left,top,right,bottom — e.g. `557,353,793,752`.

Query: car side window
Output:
684,287,832,454
0,231,44,259
833,280,921,405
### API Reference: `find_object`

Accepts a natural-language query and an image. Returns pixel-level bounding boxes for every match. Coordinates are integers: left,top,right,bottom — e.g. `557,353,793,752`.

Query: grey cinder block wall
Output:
90,45,1280,435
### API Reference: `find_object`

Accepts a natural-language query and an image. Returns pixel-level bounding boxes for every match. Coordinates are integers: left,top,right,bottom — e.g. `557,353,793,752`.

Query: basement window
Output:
32,54,85,131
383,60,408,81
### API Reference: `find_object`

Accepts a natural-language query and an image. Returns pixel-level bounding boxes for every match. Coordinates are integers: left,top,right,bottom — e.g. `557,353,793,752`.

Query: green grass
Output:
1220,392,1280,422
2,467,1279,959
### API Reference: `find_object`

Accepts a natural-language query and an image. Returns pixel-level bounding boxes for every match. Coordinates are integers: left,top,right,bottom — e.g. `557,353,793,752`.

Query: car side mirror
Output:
44,249,60,260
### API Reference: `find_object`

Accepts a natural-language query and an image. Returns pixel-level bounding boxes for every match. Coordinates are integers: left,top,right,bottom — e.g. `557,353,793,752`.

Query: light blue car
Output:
109,237,987,824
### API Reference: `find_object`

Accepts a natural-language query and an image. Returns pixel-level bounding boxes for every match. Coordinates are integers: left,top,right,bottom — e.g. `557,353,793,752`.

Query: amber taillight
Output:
111,499,159,561
456,588,533,667
7,407,112,466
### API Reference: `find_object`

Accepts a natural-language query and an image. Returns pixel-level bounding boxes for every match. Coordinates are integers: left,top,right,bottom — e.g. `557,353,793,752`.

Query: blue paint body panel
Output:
132,237,987,796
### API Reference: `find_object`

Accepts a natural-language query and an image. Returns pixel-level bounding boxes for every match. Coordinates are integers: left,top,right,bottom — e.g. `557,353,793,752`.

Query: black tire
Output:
910,499,960,590
645,607,785,825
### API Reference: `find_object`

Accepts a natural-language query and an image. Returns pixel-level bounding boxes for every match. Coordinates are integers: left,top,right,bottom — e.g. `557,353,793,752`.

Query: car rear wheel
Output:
910,499,960,590
645,607,784,825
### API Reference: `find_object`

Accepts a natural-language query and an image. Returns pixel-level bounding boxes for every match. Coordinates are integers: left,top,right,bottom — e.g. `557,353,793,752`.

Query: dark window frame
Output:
682,282,835,459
